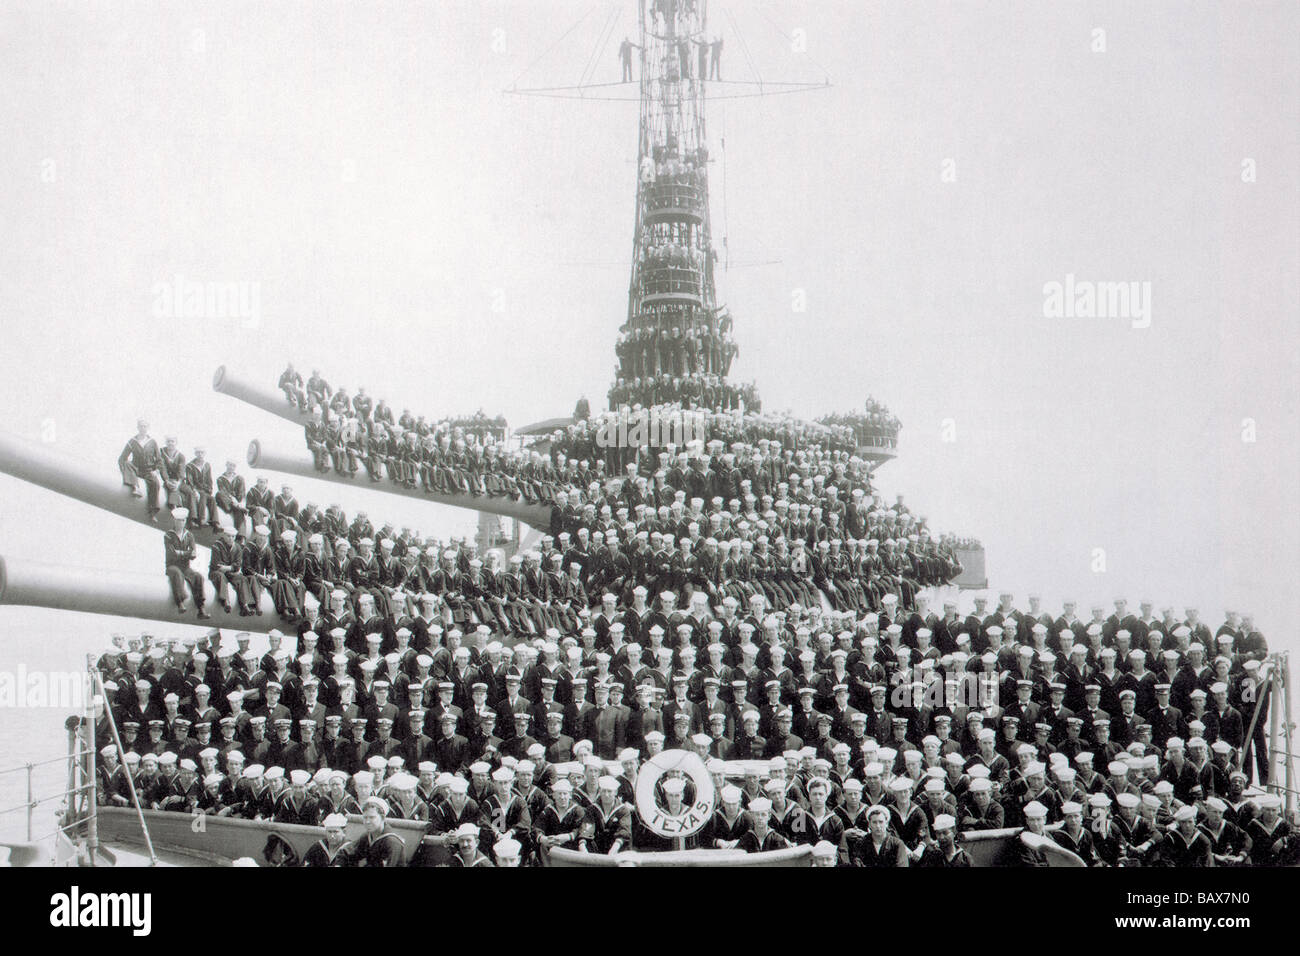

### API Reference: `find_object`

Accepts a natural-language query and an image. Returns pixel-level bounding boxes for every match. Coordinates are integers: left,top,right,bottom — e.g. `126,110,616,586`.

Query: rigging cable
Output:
578,5,620,92
724,7,762,89
507,5,598,92
753,0,834,85
720,100,729,271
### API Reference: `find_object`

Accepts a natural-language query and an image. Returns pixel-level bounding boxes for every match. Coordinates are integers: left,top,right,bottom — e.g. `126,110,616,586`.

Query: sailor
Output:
274,769,322,825
582,775,632,855
449,823,494,867
1247,795,1296,866
737,797,792,854
534,778,586,861
493,837,522,867
917,813,972,867
845,804,906,866
1014,800,1054,867
1202,797,1252,866
341,796,405,867
1158,804,1212,866
118,419,163,517
164,510,210,618
302,812,352,867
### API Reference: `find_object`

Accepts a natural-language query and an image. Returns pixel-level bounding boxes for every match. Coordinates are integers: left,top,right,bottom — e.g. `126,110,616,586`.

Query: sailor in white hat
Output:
302,812,352,866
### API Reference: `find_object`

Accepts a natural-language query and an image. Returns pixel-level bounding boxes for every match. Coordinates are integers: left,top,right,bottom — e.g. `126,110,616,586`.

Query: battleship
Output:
0,2,1294,869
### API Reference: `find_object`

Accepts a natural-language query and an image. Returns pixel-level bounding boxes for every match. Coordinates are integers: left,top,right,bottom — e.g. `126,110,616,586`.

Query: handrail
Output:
0,750,91,776
0,783,94,816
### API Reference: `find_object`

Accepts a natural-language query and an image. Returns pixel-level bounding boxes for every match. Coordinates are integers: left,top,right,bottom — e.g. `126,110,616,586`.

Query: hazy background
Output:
0,1,1297,826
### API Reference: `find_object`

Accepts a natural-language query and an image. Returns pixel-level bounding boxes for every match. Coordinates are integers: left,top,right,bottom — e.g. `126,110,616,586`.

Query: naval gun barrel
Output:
0,554,283,634
0,430,220,548
212,365,307,425
245,438,554,528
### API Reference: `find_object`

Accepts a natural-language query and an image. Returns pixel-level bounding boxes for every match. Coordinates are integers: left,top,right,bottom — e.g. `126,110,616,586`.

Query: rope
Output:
578,5,619,91
724,7,761,87
753,0,834,85
507,5,598,91
720,104,729,271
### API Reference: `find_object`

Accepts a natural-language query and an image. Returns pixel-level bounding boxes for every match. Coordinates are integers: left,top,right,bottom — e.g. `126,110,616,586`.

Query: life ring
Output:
634,748,716,839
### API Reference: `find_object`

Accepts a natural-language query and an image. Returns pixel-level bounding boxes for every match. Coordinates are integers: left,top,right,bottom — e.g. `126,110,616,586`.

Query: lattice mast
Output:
613,0,735,408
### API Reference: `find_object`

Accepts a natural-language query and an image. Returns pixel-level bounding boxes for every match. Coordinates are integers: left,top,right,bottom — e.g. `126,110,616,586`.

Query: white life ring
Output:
634,748,717,839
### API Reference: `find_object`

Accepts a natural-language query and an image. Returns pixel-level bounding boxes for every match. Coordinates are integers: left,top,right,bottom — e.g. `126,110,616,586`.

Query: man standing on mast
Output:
619,37,641,83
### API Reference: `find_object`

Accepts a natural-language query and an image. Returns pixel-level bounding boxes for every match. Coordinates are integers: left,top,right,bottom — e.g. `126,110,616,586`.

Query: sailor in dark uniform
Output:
534,779,586,861
736,798,792,855
1201,797,1252,865
845,804,907,866
1247,795,1296,866
274,769,322,825
1050,801,1098,865
1158,805,1213,866
302,812,352,867
917,813,972,867
341,797,406,867
448,823,494,867
1013,800,1054,867
165,510,210,618
118,420,163,516
582,775,633,855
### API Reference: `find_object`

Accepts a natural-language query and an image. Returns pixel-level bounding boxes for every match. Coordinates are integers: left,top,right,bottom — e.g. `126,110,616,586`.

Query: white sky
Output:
0,1,1297,661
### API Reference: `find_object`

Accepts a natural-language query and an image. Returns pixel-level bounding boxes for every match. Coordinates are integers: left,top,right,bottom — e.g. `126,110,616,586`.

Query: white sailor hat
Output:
1022,801,1048,819
1173,805,1198,822
1115,793,1140,809
661,777,686,797
389,773,417,793
453,822,480,841
930,813,957,832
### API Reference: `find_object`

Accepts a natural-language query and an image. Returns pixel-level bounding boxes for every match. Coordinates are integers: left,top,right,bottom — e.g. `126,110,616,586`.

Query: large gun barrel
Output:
0,430,219,547
246,438,554,527
212,365,307,425
0,554,283,635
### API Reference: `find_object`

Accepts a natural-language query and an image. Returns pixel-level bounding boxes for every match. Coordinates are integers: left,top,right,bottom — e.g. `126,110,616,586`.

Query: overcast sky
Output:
0,1,1297,657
